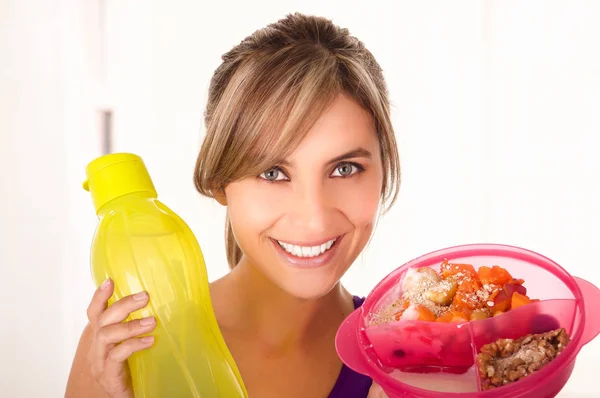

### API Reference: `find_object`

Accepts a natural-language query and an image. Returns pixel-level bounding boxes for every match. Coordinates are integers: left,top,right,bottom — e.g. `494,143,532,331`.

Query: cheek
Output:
334,171,383,229
225,181,285,239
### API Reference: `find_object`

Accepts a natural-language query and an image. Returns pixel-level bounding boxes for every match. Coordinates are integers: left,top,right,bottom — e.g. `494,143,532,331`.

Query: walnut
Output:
477,328,570,390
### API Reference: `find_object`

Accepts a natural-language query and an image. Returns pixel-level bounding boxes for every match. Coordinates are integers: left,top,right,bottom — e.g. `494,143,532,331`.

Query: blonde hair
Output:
194,13,400,268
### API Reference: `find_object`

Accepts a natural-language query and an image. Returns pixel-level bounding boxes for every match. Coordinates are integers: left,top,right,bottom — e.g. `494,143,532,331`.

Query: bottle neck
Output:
97,191,157,217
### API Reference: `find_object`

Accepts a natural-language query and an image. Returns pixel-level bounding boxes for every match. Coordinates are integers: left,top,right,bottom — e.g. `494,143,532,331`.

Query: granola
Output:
477,328,570,390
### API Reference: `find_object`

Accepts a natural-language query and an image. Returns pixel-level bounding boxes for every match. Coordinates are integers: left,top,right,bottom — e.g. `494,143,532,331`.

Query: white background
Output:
1,0,599,397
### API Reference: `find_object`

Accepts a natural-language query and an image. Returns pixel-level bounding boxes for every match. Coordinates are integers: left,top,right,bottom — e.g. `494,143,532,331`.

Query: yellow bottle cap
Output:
83,153,157,213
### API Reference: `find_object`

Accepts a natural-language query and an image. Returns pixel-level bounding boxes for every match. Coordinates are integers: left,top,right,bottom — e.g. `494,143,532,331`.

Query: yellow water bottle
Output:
83,153,247,398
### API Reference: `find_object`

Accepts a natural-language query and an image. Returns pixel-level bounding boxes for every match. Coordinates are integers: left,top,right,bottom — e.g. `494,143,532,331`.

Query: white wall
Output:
0,0,102,397
2,0,599,397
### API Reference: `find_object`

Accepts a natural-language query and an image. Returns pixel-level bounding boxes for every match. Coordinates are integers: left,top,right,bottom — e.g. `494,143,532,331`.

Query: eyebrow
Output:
278,147,373,167
327,148,373,165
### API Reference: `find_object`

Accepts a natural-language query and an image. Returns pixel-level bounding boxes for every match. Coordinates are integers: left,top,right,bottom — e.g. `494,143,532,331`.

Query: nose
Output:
288,183,332,234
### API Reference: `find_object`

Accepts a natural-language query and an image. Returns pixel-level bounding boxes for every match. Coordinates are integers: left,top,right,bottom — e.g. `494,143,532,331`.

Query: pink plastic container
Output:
336,244,600,397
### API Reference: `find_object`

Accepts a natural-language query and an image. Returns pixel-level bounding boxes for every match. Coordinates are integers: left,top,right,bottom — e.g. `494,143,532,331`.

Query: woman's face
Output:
224,93,384,299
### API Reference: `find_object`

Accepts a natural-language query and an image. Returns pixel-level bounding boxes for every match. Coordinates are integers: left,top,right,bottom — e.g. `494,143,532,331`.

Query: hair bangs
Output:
226,47,341,182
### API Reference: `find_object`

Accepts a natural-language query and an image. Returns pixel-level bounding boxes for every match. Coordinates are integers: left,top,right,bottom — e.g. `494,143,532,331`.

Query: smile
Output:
276,238,337,258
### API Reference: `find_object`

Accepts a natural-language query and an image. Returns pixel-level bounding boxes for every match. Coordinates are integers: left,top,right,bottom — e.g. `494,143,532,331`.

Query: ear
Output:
212,189,227,206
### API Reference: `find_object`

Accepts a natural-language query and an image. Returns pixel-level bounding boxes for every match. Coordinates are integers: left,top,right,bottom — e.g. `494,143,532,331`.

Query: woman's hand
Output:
86,278,156,398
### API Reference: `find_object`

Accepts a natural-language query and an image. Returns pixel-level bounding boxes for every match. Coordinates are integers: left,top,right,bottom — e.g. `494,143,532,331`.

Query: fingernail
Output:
140,317,155,326
141,336,154,344
133,291,148,301
101,278,111,290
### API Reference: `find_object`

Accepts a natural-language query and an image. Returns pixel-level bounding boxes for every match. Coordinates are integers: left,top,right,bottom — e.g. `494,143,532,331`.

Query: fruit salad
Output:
371,260,538,325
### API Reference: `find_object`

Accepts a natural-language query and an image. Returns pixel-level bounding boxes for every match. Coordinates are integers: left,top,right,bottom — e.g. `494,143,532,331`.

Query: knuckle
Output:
126,320,137,333
95,327,109,345
107,347,122,362
97,312,110,328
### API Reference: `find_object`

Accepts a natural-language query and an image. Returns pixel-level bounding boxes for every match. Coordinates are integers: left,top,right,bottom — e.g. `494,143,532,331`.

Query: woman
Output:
66,12,400,398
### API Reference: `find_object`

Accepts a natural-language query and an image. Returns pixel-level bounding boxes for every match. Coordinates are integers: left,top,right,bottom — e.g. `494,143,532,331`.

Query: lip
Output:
273,236,339,247
270,235,344,269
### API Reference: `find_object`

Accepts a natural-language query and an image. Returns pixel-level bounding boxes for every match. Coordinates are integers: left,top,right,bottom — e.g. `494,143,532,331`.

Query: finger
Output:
103,336,155,378
96,317,157,347
92,317,156,370
98,291,150,328
87,278,114,325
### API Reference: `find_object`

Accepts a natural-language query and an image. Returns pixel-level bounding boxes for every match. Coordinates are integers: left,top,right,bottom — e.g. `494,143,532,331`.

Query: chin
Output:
277,270,344,300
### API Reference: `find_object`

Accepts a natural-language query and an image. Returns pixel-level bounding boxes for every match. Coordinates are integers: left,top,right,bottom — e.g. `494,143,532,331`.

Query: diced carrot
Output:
511,292,532,309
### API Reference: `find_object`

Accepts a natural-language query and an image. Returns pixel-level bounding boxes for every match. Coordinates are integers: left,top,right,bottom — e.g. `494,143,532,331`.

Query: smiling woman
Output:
215,94,386,299
65,12,400,398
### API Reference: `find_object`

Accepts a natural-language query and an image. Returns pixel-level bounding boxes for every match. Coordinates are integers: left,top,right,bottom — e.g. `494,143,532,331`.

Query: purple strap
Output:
328,296,372,398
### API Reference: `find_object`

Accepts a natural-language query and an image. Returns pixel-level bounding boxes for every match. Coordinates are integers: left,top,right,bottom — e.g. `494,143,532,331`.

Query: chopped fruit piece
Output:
415,305,437,321
504,283,527,297
470,309,491,321
435,312,453,322
424,280,458,306
400,304,436,321
477,266,493,284
440,260,477,279
392,300,411,320
402,267,441,291
478,266,513,286
492,283,528,312
511,292,532,309
369,261,537,326
436,310,469,323
491,288,510,312
458,277,482,293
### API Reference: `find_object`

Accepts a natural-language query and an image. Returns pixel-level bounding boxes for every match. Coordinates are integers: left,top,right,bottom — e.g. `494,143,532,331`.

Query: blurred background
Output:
1,0,599,396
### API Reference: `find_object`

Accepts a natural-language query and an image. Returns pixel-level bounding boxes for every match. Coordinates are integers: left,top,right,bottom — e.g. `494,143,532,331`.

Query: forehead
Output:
287,93,379,162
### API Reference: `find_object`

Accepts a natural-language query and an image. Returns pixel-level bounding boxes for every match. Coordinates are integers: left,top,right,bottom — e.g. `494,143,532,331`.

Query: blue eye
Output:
331,162,362,178
259,167,288,181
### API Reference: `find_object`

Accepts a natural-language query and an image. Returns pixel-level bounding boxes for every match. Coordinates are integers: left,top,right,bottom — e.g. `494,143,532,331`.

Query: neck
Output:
212,256,355,351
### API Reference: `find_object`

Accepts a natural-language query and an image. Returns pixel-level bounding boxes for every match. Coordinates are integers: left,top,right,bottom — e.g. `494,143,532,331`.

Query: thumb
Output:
87,277,114,325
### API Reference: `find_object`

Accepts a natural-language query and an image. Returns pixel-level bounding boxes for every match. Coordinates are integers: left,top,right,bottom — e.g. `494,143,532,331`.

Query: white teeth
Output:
277,238,337,258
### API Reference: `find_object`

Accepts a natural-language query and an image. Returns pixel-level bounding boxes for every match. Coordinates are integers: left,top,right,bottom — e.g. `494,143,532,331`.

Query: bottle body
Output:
90,192,247,398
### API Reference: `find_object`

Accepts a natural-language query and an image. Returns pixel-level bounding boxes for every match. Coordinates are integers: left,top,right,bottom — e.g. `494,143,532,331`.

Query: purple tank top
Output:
328,296,373,398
